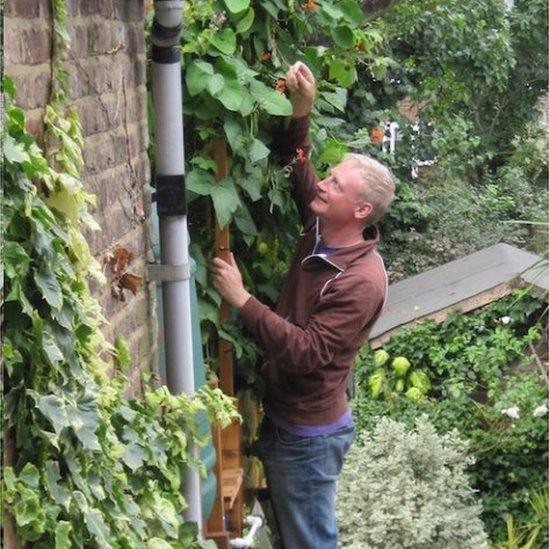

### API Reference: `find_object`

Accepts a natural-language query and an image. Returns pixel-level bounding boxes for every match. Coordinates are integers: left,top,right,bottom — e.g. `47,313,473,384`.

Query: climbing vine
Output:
156,0,392,389
3,1,238,546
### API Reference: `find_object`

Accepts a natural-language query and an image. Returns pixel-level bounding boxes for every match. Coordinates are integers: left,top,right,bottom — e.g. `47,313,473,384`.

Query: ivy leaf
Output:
122,442,147,471
210,178,240,229
209,28,237,55
19,463,40,488
329,60,357,87
236,7,255,33
85,508,111,546
331,26,354,49
186,61,214,97
13,494,44,529
45,461,71,510
155,496,181,537
43,337,64,366
4,241,30,279
4,134,30,164
55,521,72,549
34,394,69,433
34,268,63,310
248,139,270,163
223,0,250,13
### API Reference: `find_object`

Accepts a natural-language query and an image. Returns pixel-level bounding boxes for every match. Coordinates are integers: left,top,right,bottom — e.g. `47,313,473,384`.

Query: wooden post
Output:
203,138,244,544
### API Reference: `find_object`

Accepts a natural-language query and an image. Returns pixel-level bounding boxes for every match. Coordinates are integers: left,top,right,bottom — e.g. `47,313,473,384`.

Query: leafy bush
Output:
336,416,489,548
351,291,548,541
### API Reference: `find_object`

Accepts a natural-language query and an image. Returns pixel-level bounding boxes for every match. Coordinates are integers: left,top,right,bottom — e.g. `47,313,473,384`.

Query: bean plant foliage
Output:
147,0,393,387
2,2,239,547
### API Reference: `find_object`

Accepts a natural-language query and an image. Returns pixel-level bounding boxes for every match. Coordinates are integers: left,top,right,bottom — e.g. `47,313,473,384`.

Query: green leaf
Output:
216,80,254,115
234,203,258,236
19,463,40,488
186,61,214,97
4,241,30,279
340,0,365,26
236,7,255,33
319,139,348,165
55,522,72,549
322,89,347,112
45,461,71,510
14,494,44,528
211,178,240,229
207,74,225,96
223,0,249,13
187,169,216,196
4,134,30,164
34,268,63,310
114,336,131,370
249,80,292,116
321,2,344,20
43,337,64,366
248,139,270,163
331,26,354,49
242,166,264,201
328,60,357,87
85,508,111,545
4,75,15,97
122,442,147,471
224,118,246,154
209,28,237,55
35,394,69,433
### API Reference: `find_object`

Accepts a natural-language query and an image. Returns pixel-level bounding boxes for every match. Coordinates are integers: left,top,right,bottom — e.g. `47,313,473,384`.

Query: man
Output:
211,62,395,549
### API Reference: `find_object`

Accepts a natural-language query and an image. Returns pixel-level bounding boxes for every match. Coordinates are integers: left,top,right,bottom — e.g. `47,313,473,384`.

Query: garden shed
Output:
370,243,548,349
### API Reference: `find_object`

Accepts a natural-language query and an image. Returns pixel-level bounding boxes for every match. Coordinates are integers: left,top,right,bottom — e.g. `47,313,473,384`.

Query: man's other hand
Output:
286,61,315,118
211,253,251,308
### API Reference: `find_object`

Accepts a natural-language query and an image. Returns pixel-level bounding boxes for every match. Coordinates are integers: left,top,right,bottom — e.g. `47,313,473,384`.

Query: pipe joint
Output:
156,174,187,216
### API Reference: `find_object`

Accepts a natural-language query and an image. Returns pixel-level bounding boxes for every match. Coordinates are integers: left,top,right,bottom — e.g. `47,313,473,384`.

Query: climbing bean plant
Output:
3,1,239,546
157,0,392,387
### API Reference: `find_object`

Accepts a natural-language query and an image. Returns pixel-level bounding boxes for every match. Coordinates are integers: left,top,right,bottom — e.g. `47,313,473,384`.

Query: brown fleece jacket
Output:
237,116,388,426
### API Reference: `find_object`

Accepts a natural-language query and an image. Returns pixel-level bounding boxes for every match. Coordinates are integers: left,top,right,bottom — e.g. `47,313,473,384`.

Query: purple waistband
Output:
268,409,354,437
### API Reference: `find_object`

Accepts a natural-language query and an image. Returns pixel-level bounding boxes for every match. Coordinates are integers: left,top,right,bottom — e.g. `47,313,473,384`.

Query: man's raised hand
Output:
286,62,316,118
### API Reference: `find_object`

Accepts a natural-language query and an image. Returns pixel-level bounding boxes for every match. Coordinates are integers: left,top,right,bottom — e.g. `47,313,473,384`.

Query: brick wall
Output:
5,0,157,394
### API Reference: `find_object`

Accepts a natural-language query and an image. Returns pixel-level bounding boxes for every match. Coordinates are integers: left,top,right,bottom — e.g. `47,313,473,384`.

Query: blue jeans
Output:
253,417,355,549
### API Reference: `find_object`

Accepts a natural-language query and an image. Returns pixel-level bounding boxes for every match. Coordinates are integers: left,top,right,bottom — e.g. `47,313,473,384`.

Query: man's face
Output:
310,162,371,223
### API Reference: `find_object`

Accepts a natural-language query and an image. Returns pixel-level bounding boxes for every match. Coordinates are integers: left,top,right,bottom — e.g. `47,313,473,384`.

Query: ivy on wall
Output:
3,1,238,546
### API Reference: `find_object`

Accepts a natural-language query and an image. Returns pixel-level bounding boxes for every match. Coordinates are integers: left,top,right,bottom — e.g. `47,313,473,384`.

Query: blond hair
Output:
341,153,395,224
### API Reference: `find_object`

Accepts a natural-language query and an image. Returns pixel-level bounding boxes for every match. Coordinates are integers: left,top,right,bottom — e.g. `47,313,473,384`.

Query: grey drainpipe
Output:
150,0,203,531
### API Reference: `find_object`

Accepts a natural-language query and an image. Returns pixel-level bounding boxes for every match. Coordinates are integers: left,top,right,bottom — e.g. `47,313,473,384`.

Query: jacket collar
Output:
301,218,380,271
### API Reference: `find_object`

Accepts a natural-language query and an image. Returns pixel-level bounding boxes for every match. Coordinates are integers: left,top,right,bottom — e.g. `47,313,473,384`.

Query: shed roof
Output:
369,243,547,348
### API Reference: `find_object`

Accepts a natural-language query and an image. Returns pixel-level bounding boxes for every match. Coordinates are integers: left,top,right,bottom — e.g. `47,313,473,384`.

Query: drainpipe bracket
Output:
147,263,190,283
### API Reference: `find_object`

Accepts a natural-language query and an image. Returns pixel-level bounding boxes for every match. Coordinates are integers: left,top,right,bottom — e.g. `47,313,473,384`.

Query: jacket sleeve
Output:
237,278,384,375
273,116,318,228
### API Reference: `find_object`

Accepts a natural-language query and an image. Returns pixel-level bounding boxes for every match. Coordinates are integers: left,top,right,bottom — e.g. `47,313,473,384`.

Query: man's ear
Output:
355,202,373,221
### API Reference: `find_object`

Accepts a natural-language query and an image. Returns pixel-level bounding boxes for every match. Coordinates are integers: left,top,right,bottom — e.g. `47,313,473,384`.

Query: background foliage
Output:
350,291,548,542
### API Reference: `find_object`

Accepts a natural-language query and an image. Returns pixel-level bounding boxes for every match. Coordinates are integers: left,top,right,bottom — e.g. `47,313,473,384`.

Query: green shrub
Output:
351,291,548,542
336,415,489,548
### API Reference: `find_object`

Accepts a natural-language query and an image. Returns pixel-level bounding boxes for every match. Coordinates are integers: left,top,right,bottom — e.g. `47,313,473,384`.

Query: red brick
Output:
5,0,41,18
7,66,51,110
5,26,52,66
114,1,144,21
